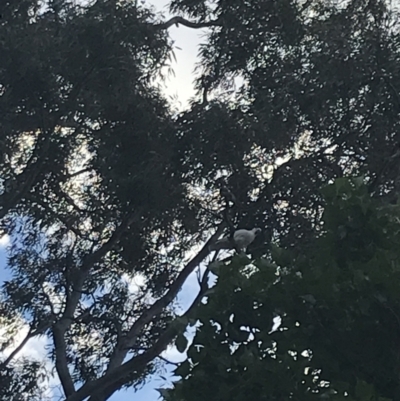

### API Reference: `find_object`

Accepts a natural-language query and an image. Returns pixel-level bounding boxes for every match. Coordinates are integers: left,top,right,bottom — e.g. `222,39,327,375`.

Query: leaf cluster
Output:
166,178,400,401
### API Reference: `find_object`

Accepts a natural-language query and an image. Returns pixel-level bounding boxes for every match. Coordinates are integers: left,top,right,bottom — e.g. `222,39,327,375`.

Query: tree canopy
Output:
164,177,400,401
0,0,400,400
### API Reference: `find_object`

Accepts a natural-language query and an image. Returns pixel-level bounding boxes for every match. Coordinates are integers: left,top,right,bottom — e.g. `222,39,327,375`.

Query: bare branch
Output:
184,265,213,317
66,167,94,180
68,335,171,401
157,355,180,367
180,249,221,322
155,16,221,30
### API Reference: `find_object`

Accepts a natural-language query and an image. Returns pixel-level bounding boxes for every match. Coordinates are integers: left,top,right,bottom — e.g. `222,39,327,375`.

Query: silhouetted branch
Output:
104,223,226,374
53,213,139,397
155,16,221,30
68,254,219,401
0,321,52,369
53,322,76,397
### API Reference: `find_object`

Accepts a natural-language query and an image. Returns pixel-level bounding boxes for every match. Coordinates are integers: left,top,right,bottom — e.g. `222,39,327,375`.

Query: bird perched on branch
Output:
210,228,262,253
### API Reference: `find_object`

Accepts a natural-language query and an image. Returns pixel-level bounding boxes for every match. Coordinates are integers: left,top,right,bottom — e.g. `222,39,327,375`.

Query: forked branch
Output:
67,255,218,401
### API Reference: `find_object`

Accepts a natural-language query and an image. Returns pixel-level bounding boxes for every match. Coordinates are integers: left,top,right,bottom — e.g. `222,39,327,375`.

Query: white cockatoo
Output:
210,228,262,252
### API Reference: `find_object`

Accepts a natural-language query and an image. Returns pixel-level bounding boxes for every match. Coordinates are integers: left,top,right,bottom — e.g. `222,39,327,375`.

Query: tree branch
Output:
32,197,83,237
155,16,221,30
53,323,76,397
0,322,52,369
53,213,138,397
81,212,139,270
104,223,226,374
67,255,218,401
157,355,180,367
66,167,94,180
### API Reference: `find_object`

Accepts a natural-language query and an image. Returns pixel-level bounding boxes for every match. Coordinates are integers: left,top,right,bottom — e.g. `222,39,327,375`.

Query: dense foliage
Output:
1,0,400,400
165,178,400,401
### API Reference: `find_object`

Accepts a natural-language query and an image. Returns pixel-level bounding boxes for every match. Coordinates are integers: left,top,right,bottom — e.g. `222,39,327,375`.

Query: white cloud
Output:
0,234,10,247
16,332,49,360
122,273,147,294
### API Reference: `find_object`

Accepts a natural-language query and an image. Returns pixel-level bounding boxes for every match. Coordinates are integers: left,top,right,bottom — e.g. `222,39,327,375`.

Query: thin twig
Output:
157,355,180,367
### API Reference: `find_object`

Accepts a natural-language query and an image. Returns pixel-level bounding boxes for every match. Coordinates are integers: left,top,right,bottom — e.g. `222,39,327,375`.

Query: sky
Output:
0,1,211,400
152,0,206,109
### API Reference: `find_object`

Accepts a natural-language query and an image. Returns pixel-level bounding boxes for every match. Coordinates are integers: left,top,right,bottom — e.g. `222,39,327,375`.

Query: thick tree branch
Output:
66,329,172,401
155,16,221,30
53,213,138,397
53,324,76,397
67,256,217,401
104,223,226,374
